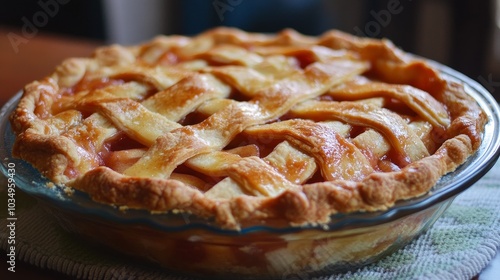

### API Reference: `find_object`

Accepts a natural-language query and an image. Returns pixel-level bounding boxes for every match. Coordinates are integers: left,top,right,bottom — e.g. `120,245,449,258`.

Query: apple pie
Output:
10,27,486,229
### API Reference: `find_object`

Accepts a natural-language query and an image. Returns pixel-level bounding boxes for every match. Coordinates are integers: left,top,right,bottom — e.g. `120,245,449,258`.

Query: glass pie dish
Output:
1,61,499,279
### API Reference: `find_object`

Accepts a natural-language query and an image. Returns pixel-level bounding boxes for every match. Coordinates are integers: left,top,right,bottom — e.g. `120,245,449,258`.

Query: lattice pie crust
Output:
10,28,486,229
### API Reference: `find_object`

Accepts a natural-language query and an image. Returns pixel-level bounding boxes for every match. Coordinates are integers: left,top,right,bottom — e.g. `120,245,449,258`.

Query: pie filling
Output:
10,27,486,229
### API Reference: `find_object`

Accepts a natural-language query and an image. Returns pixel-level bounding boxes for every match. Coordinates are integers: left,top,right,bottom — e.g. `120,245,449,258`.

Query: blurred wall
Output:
102,0,170,45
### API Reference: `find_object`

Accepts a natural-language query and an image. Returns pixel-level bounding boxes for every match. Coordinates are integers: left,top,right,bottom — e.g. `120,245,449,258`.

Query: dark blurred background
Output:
1,0,499,101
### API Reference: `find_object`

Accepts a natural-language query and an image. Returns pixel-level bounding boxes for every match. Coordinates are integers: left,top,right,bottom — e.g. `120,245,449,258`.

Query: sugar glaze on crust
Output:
10,28,486,229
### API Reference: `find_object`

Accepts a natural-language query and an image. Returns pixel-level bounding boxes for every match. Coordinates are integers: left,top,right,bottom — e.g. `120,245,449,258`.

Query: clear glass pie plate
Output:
1,62,499,279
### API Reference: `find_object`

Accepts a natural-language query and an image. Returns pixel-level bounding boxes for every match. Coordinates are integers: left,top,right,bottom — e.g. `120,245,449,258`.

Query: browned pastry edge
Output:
65,133,473,229
9,28,488,230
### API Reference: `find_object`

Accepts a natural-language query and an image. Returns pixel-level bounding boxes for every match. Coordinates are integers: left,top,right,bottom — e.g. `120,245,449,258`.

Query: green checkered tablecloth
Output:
1,159,500,280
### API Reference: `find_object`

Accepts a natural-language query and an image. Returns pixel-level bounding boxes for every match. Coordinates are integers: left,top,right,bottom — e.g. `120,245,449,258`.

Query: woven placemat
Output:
1,159,500,280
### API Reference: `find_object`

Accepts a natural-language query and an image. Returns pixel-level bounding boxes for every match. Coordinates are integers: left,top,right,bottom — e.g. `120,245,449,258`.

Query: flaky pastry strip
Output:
245,119,373,181
196,45,264,66
95,99,181,146
291,101,429,167
59,113,118,175
141,74,231,120
328,80,450,129
204,141,316,199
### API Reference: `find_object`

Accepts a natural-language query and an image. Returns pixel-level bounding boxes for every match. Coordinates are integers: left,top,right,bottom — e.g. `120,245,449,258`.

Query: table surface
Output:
0,26,499,280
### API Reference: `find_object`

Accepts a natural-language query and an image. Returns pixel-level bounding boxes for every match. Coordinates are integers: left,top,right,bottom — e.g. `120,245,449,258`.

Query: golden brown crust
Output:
10,27,487,229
